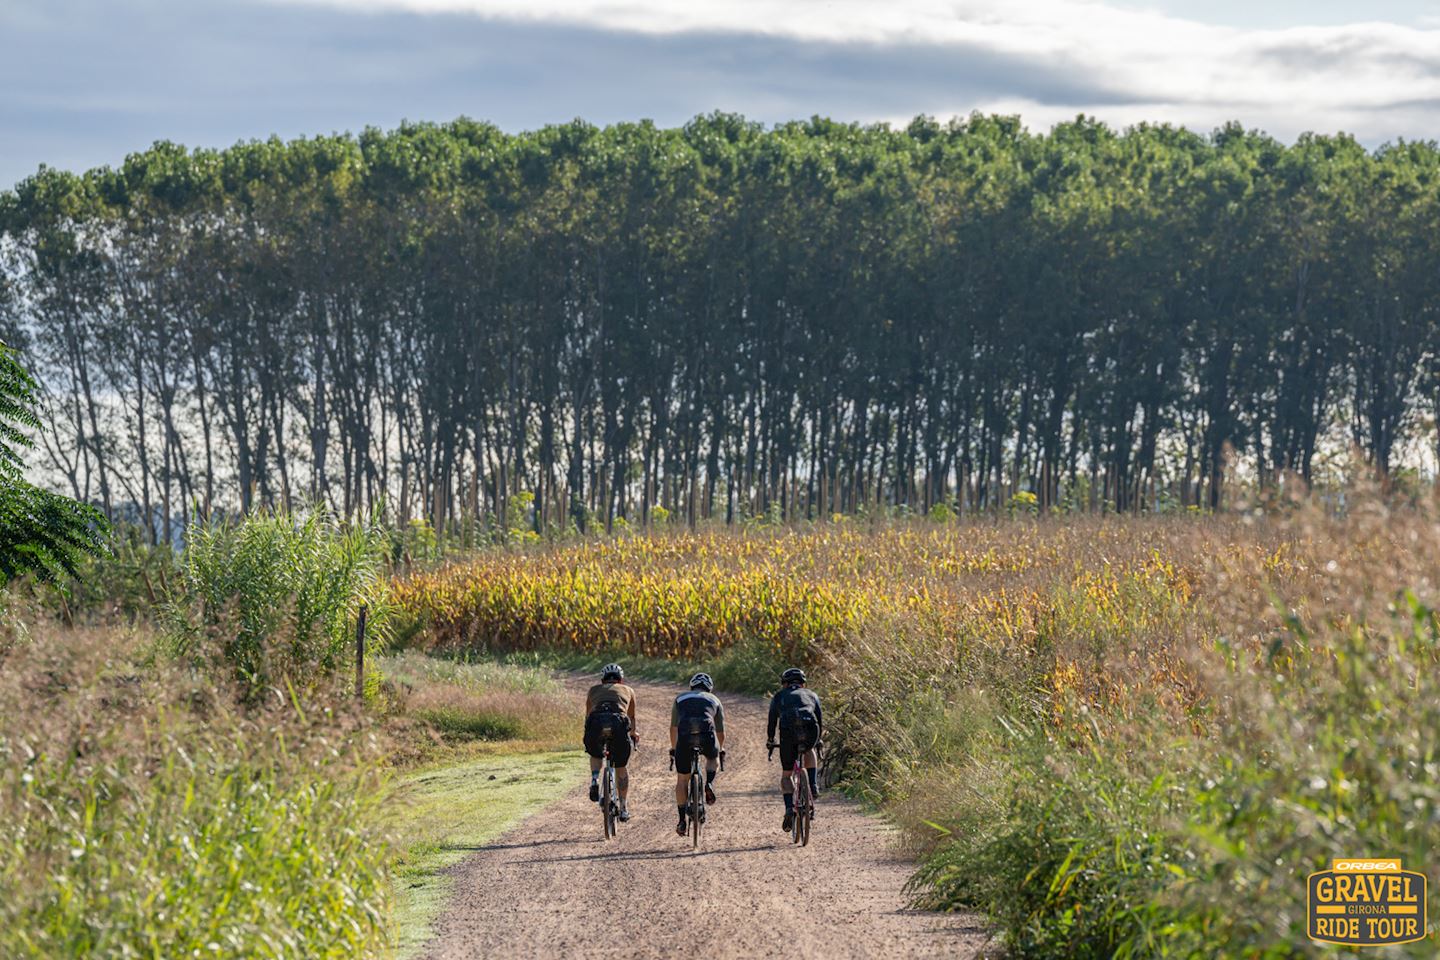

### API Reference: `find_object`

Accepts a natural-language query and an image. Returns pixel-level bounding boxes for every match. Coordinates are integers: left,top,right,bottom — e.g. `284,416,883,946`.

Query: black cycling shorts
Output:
674,732,718,774
583,709,632,766
778,718,819,770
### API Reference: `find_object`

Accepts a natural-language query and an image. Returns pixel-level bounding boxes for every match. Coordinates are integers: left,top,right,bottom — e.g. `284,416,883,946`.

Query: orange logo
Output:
1307,858,1428,946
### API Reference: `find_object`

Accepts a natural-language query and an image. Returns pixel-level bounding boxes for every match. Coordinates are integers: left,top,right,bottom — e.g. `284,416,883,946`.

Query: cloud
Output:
2,0,1438,189
276,0,1440,119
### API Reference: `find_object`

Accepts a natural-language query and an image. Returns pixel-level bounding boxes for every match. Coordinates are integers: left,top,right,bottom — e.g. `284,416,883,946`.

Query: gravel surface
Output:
421,678,991,959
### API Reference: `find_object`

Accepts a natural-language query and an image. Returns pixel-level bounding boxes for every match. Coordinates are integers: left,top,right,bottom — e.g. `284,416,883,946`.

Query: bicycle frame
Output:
688,746,705,848
790,751,812,846
599,740,619,840
671,741,723,849
768,738,817,847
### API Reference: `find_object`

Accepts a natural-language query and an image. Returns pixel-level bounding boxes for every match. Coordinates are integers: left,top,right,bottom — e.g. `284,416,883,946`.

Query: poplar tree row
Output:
3,113,1438,539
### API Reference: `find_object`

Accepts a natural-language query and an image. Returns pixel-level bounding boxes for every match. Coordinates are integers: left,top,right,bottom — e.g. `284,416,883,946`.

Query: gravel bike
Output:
598,737,622,840
768,738,819,846
670,743,724,849
597,731,638,840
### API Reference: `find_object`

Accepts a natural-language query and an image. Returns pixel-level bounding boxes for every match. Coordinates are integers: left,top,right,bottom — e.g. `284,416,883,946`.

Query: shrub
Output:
0,346,106,586
169,510,391,693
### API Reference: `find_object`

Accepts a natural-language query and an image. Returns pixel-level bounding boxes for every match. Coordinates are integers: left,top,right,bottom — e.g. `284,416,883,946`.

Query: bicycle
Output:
670,743,724,849
597,731,637,841
768,738,820,846
597,737,621,840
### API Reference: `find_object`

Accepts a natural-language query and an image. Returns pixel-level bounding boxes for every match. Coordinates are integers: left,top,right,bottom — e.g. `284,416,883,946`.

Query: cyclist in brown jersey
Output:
583,663,639,821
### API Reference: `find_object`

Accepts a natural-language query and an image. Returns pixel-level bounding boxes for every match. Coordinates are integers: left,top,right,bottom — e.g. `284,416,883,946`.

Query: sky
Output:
2,0,1438,188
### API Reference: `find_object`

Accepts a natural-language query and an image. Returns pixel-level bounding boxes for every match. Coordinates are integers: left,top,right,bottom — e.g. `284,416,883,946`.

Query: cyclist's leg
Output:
801,722,820,797
674,737,695,832
583,714,604,800
702,735,719,802
609,731,633,801
778,734,799,828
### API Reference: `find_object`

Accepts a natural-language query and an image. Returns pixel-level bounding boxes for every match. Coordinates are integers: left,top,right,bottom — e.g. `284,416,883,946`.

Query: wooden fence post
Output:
355,604,368,700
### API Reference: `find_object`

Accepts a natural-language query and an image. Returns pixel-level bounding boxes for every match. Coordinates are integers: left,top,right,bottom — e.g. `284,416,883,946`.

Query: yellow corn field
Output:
391,517,1229,721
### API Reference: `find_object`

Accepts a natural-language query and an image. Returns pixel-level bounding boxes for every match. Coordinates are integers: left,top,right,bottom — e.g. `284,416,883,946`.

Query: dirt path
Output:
420,679,989,959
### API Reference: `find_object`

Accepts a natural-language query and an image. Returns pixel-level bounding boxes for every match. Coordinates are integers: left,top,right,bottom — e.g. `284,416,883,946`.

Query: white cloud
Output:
276,0,1440,138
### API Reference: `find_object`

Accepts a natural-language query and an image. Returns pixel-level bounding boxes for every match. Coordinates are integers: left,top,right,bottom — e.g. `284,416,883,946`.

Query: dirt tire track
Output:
421,678,989,959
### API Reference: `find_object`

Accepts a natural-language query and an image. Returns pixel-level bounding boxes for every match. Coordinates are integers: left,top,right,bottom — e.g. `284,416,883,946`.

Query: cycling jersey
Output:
587,682,635,716
671,690,725,736
768,685,822,742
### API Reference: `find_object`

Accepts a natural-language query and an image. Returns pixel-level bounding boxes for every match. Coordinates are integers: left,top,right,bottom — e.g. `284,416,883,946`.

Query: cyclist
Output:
584,663,638,822
670,672,725,837
767,666,822,832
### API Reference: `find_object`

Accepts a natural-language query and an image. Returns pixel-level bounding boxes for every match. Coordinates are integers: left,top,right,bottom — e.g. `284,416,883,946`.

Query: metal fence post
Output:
355,604,368,699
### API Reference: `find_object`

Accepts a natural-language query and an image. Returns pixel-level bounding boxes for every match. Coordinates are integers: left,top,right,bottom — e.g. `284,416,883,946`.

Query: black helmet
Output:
689,672,714,691
781,667,806,685
601,663,624,682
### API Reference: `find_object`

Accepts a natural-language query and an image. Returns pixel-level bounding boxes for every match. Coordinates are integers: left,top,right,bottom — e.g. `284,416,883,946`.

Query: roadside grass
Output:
389,503,1440,957
0,625,390,960
377,652,575,761
407,640,787,698
382,751,583,959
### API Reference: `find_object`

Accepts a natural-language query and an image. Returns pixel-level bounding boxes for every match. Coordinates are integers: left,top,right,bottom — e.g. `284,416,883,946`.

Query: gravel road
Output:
420,678,990,959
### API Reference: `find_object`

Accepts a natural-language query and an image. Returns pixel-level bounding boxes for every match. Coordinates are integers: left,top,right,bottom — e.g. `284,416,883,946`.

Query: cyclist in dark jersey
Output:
766,667,822,832
670,672,725,837
583,663,638,821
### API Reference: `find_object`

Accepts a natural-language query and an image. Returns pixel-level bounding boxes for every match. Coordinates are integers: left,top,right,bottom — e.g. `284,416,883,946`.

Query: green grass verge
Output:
384,750,583,958
479,638,786,696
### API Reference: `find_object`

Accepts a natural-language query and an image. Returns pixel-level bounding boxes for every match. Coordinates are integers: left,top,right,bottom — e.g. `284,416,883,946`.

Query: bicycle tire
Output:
609,767,621,838
601,762,616,840
792,764,810,845
690,770,703,849
800,805,812,846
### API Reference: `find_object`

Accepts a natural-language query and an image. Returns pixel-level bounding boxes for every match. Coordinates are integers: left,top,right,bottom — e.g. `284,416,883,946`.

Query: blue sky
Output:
2,0,1438,188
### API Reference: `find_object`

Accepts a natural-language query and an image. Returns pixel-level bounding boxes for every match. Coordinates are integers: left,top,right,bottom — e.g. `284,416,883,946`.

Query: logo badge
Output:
1308,859,1428,946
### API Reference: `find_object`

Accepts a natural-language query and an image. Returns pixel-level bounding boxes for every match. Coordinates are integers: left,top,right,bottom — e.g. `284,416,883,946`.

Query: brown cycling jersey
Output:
587,682,636,716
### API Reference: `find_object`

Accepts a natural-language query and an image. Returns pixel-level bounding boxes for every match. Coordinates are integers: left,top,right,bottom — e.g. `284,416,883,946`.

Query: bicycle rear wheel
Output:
601,762,616,840
792,766,810,845
690,772,704,849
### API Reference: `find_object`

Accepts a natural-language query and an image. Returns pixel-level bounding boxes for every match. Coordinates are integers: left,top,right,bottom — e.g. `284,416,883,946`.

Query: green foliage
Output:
21,524,178,623
703,635,789,696
169,510,391,692
1006,490,1039,517
412,705,523,742
0,347,106,585
6,117,1440,529
503,492,539,543
0,630,390,960
909,721,1200,959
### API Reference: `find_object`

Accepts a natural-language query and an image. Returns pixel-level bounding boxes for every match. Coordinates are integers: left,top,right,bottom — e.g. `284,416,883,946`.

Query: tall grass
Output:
0,627,391,959
391,505,1440,955
833,501,1440,957
170,510,391,693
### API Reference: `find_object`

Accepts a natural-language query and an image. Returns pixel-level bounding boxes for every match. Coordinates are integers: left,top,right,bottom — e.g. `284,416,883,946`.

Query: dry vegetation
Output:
395,499,1440,957
0,626,390,959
